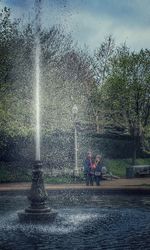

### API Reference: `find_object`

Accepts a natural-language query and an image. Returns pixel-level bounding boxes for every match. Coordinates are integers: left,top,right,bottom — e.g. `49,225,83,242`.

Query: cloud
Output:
1,0,150,51
0,0,6,9
0,0,34,21
77,0,150,28
61,8,150,51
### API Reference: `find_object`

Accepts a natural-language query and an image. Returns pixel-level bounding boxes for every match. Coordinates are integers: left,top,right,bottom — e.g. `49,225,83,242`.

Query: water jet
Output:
18,0,57,223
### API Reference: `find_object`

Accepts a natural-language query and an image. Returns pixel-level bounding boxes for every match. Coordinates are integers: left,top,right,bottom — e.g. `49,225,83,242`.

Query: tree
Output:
102,45,150,163
0,6,96,152
41,45,96,134
88,36,115,133
93,35,115,86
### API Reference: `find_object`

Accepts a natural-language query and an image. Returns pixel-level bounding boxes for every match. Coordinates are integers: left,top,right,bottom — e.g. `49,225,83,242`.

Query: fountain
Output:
18,0,57,223
0,1,150,249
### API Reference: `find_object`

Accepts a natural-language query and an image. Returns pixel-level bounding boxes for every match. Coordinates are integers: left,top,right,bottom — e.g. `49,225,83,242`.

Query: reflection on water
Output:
0,193,150,250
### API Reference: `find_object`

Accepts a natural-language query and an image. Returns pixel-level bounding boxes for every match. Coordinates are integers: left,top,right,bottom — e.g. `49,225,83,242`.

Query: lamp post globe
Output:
72,104,78,119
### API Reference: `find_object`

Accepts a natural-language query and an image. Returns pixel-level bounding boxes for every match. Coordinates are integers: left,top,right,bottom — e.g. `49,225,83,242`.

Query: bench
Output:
133,165,150,176
126,165,150,178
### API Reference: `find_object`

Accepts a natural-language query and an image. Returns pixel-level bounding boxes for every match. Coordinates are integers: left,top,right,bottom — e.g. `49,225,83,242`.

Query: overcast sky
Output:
1,0,150,52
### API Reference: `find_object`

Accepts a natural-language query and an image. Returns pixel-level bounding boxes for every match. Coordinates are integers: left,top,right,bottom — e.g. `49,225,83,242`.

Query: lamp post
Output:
72,105,79,176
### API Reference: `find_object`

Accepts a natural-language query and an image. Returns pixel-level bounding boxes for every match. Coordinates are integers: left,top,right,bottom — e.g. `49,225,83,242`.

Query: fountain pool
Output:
0,191,150,250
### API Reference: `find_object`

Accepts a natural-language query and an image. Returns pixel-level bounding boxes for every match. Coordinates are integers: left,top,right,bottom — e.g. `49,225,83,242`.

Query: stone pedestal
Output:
18,161,57,223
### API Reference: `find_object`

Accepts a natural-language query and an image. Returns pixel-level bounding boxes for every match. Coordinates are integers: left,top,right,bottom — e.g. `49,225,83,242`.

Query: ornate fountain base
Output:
18,161,57,223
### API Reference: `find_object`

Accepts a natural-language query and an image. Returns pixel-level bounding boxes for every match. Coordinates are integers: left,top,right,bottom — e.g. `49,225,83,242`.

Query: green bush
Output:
0,163,31,183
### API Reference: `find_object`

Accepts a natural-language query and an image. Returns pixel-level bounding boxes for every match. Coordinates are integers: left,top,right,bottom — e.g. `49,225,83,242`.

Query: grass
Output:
0,158,150,183
45,175,84,184
106,159,128,177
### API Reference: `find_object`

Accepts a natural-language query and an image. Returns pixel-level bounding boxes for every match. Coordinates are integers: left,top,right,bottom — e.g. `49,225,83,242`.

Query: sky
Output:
0,0,150,52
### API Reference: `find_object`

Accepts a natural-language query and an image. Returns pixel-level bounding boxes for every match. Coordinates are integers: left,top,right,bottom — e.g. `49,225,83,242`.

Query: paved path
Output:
0,178,149,191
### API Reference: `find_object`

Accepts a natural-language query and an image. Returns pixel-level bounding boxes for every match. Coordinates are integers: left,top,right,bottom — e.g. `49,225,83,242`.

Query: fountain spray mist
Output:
35,0,41,161
18,0,57,223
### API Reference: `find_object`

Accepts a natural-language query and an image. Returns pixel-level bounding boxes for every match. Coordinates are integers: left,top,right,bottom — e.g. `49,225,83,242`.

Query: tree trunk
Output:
132,135,139,165
132,137,136,165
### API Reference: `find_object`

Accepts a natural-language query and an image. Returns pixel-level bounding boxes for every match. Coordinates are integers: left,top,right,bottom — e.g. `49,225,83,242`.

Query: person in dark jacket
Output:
94,155,103,186
83,151,94,186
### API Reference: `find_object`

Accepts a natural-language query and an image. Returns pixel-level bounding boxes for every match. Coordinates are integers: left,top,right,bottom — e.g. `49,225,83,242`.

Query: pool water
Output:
0,192,150,250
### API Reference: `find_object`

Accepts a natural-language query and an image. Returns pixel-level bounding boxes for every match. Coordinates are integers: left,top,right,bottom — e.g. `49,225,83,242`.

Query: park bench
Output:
133,165,150,176
126,165,150,178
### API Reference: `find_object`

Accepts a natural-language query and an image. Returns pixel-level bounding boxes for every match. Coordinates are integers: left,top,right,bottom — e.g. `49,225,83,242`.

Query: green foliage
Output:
0,162,31,183
135,158,150,165
101,46,150,161
103,46,150,133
